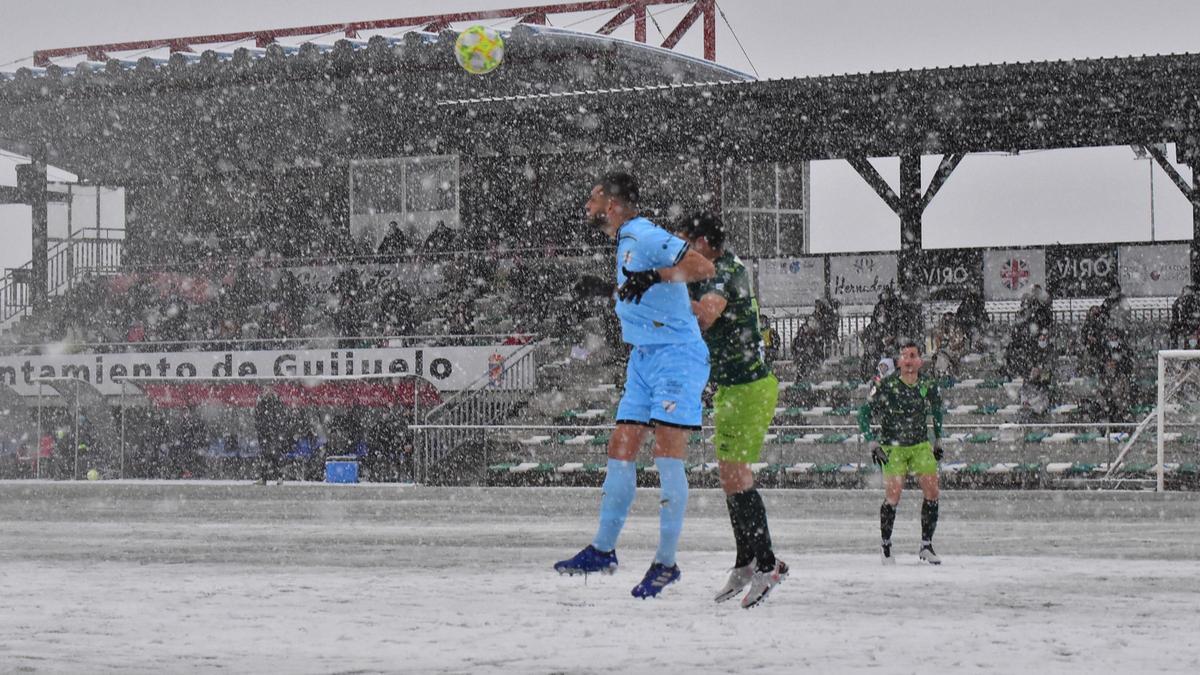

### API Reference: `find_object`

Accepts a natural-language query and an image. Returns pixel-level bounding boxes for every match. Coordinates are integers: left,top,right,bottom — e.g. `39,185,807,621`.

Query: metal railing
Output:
413,339,544,483
0,233,125,329
408,420,1196,485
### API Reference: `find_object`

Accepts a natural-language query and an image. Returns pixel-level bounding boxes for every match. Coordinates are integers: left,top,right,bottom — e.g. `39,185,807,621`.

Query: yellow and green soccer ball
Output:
454,26,505,75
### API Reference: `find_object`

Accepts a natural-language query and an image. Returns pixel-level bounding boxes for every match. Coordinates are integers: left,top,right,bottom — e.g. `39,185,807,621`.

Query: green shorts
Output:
713,373,779,464
880,441,938,477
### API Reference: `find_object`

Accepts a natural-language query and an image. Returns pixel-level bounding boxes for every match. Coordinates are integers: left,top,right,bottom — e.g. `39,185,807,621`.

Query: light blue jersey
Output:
614,216,704,346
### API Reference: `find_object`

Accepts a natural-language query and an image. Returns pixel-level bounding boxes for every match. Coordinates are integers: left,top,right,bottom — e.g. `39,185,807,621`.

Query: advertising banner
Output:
1046,245,1118,298
828,253,898,305
756,257,825,306
0,345,533,397
983,249,1046,301
918,249,983,301
1118,243,1190,297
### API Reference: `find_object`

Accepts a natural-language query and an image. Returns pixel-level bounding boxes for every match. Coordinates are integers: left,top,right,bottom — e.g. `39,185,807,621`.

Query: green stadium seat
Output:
518,435,552,446
784,462,815,474
813,463,841,474
818,433,849,444
966,432,994,444
965,462,993,474
1024,431,1050,443
488,463,516,473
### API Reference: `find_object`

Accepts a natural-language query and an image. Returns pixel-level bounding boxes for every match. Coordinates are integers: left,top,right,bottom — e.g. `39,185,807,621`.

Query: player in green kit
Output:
858,340,945,565
678,213,787,609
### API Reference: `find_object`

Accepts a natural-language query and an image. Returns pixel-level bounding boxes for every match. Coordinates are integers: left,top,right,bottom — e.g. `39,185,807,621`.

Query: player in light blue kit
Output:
554,172,715,598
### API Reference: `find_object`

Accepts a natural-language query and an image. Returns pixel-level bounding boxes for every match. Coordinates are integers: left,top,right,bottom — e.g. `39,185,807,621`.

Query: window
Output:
721,162,809,257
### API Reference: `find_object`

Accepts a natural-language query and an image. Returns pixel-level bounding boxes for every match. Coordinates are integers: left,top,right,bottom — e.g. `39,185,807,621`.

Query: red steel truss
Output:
33,1,717,66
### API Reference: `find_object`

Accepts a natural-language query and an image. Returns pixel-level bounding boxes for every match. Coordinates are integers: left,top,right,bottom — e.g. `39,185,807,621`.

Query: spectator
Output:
790,316,823,375
1080,305,1107,375
811,296,841,354
1019,328,1055,422
759,315,780,366
1170,284,1200,348
955,289,989,349
377,221,412,259
1020,284,1053,334
1098,336,1136,422
932,313,966,379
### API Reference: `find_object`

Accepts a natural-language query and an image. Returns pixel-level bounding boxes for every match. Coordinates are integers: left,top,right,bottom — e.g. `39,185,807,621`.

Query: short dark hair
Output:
677,212,725,250
899,340,921,353
597,171,640,205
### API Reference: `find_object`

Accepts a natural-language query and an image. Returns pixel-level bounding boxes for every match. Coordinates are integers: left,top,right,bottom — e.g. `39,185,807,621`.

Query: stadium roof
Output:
0,25,750,184
0,28,1198,184
439,52,1200,163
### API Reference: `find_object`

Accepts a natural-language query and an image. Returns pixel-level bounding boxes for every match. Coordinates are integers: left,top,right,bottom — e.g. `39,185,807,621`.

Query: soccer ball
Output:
86,469,100,481
454,25,505,75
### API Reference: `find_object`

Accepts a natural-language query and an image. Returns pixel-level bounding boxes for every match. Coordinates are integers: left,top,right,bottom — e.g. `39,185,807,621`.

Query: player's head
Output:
587,171,640,232
676,212,725,257
898,339,923,375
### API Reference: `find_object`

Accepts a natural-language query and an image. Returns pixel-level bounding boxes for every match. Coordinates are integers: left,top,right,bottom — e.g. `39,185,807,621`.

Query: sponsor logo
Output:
662,400,677,413
1000,258,1031,290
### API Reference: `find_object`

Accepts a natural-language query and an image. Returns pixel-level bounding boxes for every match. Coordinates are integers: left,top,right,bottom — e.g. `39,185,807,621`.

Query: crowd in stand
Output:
0,243,611,354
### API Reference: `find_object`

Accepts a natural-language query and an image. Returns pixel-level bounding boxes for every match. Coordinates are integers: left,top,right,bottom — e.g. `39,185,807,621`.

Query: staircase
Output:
0,230,124,330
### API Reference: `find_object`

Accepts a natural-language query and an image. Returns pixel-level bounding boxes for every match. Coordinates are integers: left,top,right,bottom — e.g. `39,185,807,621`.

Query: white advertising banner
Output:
0,345,532,397
828,253,897,305
1118,244,1190,297
983,249,1046,301
757,257,825,306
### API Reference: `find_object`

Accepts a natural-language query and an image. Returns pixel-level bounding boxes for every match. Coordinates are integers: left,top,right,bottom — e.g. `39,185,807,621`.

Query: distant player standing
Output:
677,213,787,608
857,340,945,565
554,172,715,598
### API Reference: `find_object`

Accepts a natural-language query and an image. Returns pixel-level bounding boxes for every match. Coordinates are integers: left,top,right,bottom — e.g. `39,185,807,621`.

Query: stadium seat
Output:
509,462,542,473
563,434,595,445
785,462,815,474
556,462,585,473
518,435,551,446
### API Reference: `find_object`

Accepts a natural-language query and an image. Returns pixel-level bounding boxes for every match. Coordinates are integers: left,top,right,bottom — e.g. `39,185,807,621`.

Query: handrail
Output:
423,339,544,423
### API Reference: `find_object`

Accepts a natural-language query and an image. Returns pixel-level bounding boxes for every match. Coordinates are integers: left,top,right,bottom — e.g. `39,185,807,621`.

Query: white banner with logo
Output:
757,257,825,306
0,345,533,397
983,249,1046,300
1118,243,1190,297
828,253,897,305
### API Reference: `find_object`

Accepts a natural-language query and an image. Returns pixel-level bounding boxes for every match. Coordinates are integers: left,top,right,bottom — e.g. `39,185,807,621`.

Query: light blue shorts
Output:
616,340,710,429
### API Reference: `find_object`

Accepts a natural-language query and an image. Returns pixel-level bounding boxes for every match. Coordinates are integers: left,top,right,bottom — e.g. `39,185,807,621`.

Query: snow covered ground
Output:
2,482,1199,673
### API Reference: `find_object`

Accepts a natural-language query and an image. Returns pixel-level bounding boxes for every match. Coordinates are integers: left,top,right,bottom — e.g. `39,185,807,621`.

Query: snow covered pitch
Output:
2,482,1199,673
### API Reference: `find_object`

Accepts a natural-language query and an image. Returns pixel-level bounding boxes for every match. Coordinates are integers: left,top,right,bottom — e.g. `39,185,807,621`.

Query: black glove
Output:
870,444,888,467
618,267,661,304
933,445,944,461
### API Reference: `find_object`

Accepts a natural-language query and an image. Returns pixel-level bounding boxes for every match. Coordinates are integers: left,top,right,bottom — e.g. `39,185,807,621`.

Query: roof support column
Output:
1193,159,1200,284
898,151,922,298
16,144,49,311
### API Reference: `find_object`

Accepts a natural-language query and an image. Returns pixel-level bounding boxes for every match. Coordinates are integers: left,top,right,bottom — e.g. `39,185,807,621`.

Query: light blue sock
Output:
591,459,636,552
654,456,689,567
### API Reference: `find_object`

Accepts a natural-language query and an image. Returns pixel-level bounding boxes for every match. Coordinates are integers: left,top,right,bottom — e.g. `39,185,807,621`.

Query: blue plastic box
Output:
325,456,359,484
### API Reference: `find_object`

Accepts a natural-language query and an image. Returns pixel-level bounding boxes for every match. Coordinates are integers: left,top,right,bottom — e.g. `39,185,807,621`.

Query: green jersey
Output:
857,373,944,446
688,250,771,386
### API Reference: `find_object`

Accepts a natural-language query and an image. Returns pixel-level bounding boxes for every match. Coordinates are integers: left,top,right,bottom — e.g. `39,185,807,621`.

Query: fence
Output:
406,419,1200,488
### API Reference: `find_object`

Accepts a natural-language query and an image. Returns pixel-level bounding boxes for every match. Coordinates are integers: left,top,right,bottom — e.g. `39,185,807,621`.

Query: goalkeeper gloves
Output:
870,444,889,467
933,444,944,461
618,267,661,304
